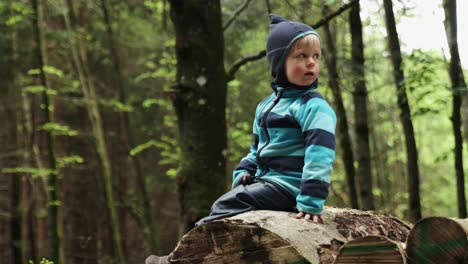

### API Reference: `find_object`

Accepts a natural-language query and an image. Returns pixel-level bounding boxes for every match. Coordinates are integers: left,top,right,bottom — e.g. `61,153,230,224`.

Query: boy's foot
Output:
145,255,169,264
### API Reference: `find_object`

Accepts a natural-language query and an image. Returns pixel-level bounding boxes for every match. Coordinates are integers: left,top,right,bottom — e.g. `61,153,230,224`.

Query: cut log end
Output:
406,217,468,264
334,236,405,264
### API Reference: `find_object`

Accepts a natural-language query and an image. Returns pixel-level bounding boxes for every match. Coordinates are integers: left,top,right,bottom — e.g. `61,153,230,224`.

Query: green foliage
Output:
101,98,134,112
57,155,84,169
39,122,79,136
0,1,32,28
29,258,54,264
131,138,180,178
43,65,65,78
130,140,159,156
2,167,56,178
135,50,176,84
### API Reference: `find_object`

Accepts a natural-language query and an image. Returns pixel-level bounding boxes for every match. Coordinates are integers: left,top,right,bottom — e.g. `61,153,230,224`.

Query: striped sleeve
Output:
296,94,336,214
232,131,258,188
232,96,272,188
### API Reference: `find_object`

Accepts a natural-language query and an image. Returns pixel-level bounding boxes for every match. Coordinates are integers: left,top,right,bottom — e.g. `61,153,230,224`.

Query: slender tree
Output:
100,0,160,252
349,1,374,210
1,2,18,262
321,2,360,209
442,0,467,218
383,0,421,222
61,1,126,262
169,0,227,232
31,0,64,261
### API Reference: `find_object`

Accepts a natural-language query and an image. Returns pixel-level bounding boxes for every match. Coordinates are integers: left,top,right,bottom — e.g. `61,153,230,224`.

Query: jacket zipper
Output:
256,90,284,175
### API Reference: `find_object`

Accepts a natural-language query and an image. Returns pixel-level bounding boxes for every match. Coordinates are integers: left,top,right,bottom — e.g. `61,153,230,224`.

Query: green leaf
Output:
130,140,159,156
27,68,41,75
142,98,169,109
166,168,178,178
57,155,84,168
101,99,134,112
2,167,56,178
24,85,45,94
43,65,64,78
39,123,79,136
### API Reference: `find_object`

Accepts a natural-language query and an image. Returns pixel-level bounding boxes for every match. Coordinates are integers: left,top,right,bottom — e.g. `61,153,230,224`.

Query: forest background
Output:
0,0,467,263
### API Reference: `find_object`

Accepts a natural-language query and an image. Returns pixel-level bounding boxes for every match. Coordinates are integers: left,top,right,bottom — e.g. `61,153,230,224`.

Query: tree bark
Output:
442,0,467,219
169,0,227,232
0,4,17,262
383,0,421,222
406,217,468,264
62,2,126,262
321,2,360,210
99,0,160,253
31,0,63,262
168,208,411,263
334,236,406,263
349,0,374,211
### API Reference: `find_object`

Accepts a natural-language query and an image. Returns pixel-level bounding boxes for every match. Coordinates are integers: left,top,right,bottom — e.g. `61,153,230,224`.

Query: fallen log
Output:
333,236,406,264
167,207,411,263
406,216,468,264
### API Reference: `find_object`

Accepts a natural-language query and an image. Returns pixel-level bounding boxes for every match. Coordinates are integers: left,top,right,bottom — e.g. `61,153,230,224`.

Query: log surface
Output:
168,207,411,263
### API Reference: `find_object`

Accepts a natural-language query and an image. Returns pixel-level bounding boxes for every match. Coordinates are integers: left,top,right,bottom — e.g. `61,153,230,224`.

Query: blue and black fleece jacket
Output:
232,85,336,215
232,14,336,215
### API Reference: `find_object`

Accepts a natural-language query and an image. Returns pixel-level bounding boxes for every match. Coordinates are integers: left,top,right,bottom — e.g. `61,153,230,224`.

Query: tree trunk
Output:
169,0,227,232
383,0,421,222
61,2,126,263
442,0,467,219
334,236,406,263
168,208,411,263
349,0,374,211
406,217,468,264
0,4,16,261
320,2,360,209
31,0,63,262
99,0,160,253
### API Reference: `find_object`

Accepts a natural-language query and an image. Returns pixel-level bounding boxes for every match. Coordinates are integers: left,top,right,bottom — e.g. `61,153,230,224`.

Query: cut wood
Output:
168,207,411,263
406,216,468,264
333,236,406,264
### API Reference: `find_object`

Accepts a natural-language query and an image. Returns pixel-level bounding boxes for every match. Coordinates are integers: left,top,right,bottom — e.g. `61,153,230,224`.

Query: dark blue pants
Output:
195,179,296,226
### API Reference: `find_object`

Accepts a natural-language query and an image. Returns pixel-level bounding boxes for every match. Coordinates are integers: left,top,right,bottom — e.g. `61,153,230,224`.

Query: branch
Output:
223,0,252,31
226,0,360,81
265,0,272,14
311,0,360,29
226,50,266,81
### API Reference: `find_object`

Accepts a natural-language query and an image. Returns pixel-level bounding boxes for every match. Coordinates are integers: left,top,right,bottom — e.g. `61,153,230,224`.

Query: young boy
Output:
145,13,336,264
195,14,336,226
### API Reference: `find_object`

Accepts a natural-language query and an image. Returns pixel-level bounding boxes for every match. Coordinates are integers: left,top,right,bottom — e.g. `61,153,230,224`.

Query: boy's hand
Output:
295,211,325,224
241,174,251,185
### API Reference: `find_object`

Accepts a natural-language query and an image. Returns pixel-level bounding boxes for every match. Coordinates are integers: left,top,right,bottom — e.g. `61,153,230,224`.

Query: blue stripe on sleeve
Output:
253,134,259,149
235,158,257,175
300,179,330,198
303,129,335,150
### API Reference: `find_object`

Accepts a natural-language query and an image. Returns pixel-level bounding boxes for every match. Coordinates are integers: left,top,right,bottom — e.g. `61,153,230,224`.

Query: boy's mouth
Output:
304,72,315,76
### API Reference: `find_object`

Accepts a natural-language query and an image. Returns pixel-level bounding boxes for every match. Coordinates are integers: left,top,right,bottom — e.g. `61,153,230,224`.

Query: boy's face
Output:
285,35,321,86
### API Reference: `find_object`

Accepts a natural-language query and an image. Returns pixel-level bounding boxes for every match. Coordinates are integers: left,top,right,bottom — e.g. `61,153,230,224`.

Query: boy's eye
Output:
297,53,307,59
